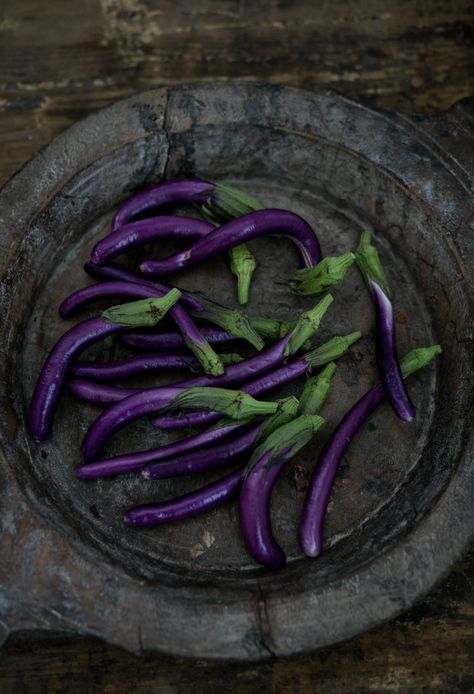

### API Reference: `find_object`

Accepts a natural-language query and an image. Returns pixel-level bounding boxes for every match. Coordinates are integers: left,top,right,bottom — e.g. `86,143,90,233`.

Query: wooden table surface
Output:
0,1,473,691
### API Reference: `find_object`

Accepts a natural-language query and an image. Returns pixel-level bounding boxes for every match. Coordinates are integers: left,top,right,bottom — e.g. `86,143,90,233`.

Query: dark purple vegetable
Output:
60,279,224,376
92,216,214,265
111,179,212,231
80,387,278,461
139,209,322,276
142,396,299,481
300,345,442,558
239,415,325,568
239,451,286,568
355,231,415,422
152,332,361,430
69,379,140,404
121,327,238,352
84,261,264,350
72,299,337,407
71,351,243,381
28,317,125,441
371,279,415,421
124,467,243,527
76,418,245,478
142,423,262,480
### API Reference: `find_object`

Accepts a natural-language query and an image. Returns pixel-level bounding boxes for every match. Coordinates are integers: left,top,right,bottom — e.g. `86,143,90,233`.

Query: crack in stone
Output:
255,583,277,659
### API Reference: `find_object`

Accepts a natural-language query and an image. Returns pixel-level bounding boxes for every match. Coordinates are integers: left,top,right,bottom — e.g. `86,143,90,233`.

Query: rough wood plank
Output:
1,0,473,186
0,551,472,693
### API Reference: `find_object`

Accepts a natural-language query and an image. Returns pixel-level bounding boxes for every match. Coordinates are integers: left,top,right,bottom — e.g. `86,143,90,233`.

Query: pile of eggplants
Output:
28,178,441,569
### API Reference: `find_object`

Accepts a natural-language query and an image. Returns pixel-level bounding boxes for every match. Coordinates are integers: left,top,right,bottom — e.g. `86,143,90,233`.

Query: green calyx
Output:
167,387,278,420
220,352,245,365
189,294,264,351
200,182,263,306
229,244,257,305
182,334,224,376
249,315,294,342
101,288,181,327
257,396,300,442
244,414,325,477
284,294,334,358
355,231,392,299
298,362,337,415
290,252,355,296
201,181,264,222
400,345,442,379
304,331,362,369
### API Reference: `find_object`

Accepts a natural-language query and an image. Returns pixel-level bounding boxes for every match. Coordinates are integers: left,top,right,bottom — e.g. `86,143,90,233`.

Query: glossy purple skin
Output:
152,358,307,429
71,352,203,381
69,379,143,404
120,327,238,352
142,423,262,480
76,332,294,407
92,216,214,265
124,467,243,527
300,383,385,558
81,385,190,460
140,209,322,276
83,261,203,312
60,276,211,360
75,420,243,479
371,279,415,422
59,280,173,318
239,450,287,569
111,179,212,231
28,317,125,441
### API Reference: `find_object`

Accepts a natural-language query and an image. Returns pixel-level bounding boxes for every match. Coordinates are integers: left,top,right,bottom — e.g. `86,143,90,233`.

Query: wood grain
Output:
0,0,473,690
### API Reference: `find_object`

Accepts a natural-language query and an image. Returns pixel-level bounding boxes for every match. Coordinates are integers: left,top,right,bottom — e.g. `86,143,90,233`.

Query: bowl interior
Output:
5,115,464,591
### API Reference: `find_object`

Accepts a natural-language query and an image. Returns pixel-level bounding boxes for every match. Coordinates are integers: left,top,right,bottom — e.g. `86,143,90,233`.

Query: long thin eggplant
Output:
72,298,335,408
61,278,224,376
239,415,325,568
124,467,243,527
142,397,299,481
111,179,212,231
92,216,213,265
71,351,243,382
355,231,415,422
152,333,360,430
29,318,125,441
139,209,322,276
29,289,181,441
80,387,278,461
300,345,441,558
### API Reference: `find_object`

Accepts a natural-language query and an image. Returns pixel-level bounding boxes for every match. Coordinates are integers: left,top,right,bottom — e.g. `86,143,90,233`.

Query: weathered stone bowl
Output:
0,84,472,659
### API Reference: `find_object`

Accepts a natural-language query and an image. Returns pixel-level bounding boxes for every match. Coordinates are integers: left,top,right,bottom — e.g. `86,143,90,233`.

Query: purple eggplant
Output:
142,396,299,481
111,179,212,231
239,415,325,569
80,387,278,462
139,209,322,276
76,418,245,479
92,216,213,266
72,297,336,408
29,318,125,441
121,327,238,352
75,333,357,478
124,467,243,527
71,351,243,382
29,271,180,439
60,280,225,376
300,345,441,558
152,332,361,430
84,261,264,350
355,231,415,422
